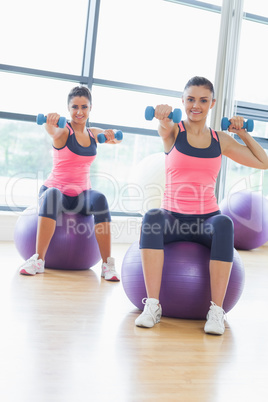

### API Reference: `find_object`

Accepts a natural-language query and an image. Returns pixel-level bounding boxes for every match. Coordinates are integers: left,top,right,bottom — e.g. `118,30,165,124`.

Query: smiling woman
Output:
0,0,222,216
18,85,121,280
182,77,216,135
135,75,268,335
0,0,267,218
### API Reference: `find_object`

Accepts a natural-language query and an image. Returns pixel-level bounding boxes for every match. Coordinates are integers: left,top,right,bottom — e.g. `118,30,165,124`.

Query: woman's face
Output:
68,96,91,125
182,85,216,123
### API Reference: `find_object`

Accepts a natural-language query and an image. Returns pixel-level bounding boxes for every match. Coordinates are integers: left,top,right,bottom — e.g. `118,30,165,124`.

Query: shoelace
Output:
142,298,160,306
25,255,38,264
142,297,148,305
103,263,116,272
141,298,160,321
142,298,160,305
209,302,226,322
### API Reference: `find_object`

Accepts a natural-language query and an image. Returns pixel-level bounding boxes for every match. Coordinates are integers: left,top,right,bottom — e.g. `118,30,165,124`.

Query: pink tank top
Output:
44,123,97,196
161,121,222,214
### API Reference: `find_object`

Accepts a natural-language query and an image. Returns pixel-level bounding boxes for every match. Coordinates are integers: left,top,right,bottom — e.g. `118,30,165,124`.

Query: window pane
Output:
204,0,222,5
0,120,52,209
235,20,268,104
95,0,220,90
91,133,165,214
246,121,268,140
243,0,268,15
227,5,268,202
0,0,88,75
225,153,268,198
91,85,214,129
0,119,166,214
91,85,184,129
0,72,76,117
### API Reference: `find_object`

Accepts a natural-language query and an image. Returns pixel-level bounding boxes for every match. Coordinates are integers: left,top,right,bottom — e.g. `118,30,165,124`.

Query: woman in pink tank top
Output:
136,76,268,335
19,86,121,281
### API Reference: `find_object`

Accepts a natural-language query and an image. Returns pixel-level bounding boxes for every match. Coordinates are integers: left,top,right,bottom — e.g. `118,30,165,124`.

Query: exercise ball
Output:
220,190,268,250
121,241,245,319
14,206,101,270
128,152,165,215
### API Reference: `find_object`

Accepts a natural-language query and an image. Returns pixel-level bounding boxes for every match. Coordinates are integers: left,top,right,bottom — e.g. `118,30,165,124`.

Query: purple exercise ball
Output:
121,241,245,319
14,206,101,270
220,190,268,250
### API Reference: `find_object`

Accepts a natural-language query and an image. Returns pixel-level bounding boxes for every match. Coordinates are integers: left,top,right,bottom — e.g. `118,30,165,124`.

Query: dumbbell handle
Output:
167,111,176,120
36,114,67,129
221,117,254,132
97,130,123,143
145,106,182,124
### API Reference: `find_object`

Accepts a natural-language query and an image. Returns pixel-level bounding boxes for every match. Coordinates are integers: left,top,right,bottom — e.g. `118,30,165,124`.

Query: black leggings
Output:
38,185,111,224
140,208,234,262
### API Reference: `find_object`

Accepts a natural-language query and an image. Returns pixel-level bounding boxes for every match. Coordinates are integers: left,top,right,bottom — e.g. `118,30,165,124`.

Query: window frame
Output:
0,0,268,214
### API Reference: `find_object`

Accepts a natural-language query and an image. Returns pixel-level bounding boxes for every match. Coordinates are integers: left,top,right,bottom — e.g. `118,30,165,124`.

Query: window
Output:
90,86,184,128
2,0,266,214
94,0,221,90
0,73,75,116
0,0,222,214
235,20,268,105
0,0,88,75
0,119,52,210
225,2,268,198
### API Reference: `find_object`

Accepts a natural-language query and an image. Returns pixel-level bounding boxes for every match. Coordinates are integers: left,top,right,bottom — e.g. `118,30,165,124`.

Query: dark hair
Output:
184,76,215,99
67,86,92,105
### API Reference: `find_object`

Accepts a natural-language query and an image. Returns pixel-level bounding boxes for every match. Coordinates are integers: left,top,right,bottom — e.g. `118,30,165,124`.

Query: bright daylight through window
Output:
0,0,267,214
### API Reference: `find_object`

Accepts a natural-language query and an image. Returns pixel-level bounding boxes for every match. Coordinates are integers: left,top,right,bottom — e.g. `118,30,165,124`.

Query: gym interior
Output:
0,1,268,401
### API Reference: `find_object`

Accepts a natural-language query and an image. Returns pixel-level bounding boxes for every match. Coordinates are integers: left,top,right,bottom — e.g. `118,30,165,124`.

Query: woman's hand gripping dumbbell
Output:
145,106,182,123
36,113,67,129
97,130,123,143
221,117,254,132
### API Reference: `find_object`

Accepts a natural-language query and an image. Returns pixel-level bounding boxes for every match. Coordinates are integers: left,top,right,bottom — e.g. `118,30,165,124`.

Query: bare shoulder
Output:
90,127,102,134
162,124,179,153
162,130,179,153
52,127,69,148
89,127,103,141
217,130,235,154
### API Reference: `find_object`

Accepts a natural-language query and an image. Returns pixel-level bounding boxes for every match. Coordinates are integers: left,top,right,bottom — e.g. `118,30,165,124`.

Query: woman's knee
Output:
213,214,234,235
141,209,165,237
43,187,62,200
211,215,234,261
140,209,165,249
88,191,111,224
94,192,109,211
39,187,63,219
142,209,165,226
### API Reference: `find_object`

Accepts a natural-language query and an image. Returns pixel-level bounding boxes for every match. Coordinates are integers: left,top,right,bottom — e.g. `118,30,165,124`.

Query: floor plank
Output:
0,242,267,402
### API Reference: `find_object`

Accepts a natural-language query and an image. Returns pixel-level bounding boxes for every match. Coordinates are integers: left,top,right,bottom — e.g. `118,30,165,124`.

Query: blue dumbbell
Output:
36,114,67,129
145,106,182,123
221,117,254,132
97,130,123,143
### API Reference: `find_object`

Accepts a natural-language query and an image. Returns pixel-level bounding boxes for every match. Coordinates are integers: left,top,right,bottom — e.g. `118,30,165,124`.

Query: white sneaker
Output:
101,257,120,281
204,301,226,335
19,254,45,276
135,298,162,328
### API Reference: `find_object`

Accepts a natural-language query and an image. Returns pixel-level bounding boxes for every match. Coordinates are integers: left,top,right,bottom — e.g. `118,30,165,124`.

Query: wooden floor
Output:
0,242,268,402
